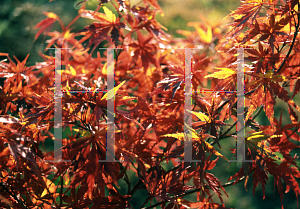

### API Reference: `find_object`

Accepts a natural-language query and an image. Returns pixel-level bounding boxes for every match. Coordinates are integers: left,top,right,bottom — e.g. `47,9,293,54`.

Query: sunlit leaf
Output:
101,80,126,100
205,68,236,79
103,6,116,22
187,110,210,122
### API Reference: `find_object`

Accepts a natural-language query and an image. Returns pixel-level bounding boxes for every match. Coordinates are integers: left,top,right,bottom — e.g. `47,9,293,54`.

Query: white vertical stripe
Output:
184,48,193,162
236,48,245,162
54,48,62,162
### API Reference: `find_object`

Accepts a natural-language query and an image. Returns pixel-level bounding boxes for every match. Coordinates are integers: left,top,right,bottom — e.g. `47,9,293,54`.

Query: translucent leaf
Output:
41,177,57,197
247,131,269,142
69,65,76,76
187,110,210,122
204,140,229,162
196,25,212,44
160,133,185,140
101,80,126,100
205,68,236,79
160,125,229,162
43,12,58,20
103,6,116,22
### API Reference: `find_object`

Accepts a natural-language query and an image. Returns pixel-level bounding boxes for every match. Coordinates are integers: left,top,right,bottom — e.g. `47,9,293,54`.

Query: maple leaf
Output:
187,22,213,44
40,177,57,198
101,80,126,101
224,0,263,38
129,30,159,71
191,96,229,148
244,42,280,73
78,7,125,48
187,110,210,122
34,12,63,40
2,0,300,208
143,0,164,15
160,126,229,162
8,140,47,189
149,64,185,103
244,131,284,163
205,68,236,79
245,69,300,125
0,53,33,75
127,5,169,40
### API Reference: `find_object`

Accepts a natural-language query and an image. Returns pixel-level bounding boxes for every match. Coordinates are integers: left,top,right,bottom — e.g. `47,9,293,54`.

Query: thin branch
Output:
118,162,131,195
144,176,246,209
0,182,29,209
245,86,258,96
252,105,263,120
275,8,300,75
222,176,246,188
60,174,63,207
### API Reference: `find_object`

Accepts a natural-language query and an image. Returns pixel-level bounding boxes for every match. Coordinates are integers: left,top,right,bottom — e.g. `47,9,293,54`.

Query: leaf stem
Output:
275,7,300,75
0,182,29,209
60,174,63,207
144,176,246,209
252,105,263,120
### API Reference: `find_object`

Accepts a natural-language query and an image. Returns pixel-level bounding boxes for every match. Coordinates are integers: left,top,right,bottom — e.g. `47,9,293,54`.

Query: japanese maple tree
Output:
0,0,300,208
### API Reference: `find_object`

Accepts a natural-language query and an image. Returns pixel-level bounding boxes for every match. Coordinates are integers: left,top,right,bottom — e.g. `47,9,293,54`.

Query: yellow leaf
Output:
247,131,268,140
41,177,56,197
144,163,151,169
198,26,212,44
204,140,229,161
121,96,137,100
101,80,126,100
246,131,270,147
184,123,228,161
64,30,71,39
205,68,236,79
270,134,283,139
43,12,58,20
69,65,76,76
160,133,185,140
160,125,228,161
102,63,107,75
119,96,137,102
103,6,116,22
188,23,212,44
73,128,90,137
187,110,209,122
65,80,71,96
160,131,198,141
64,174,70,186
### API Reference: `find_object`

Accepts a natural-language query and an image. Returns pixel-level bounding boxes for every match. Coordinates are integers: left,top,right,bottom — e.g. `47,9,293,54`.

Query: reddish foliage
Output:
0,0,300,208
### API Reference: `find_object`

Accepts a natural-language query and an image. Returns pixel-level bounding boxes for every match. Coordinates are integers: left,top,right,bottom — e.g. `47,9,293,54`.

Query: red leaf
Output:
34,14,58,40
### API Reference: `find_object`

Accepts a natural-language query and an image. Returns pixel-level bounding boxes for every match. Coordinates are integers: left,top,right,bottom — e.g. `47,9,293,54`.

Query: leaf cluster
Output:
0,0,300,208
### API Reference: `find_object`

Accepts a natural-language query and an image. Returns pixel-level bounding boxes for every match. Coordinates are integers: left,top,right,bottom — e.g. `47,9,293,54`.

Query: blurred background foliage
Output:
0,0,299,208
0,0,239,65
